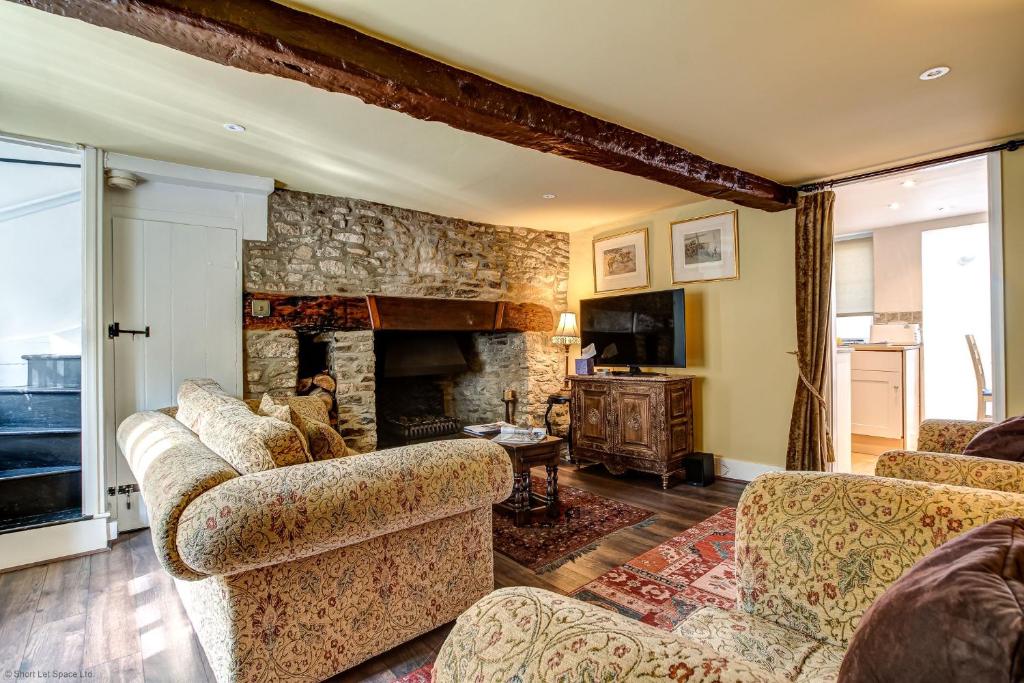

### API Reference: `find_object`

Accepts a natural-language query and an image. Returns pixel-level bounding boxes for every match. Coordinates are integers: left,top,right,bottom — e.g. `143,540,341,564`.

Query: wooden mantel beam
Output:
18,0,799,211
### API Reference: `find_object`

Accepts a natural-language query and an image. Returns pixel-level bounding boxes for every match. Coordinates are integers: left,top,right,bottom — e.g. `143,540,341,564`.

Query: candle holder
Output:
502,387,517,423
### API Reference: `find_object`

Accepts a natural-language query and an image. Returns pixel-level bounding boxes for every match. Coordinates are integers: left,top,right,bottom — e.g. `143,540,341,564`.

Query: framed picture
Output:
593,228,650,293
670,210,739,284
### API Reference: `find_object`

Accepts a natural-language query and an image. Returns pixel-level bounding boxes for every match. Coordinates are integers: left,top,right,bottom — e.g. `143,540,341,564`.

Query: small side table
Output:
544,392,572,461
464,431,562,526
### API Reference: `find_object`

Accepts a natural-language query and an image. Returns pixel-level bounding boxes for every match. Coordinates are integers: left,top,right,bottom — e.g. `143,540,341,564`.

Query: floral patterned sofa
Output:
875,418,1024,493
433,471,1024,682
117,379,513,683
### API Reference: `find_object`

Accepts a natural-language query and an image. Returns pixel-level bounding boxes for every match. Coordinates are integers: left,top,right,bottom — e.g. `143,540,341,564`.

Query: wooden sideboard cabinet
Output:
569,374,695,488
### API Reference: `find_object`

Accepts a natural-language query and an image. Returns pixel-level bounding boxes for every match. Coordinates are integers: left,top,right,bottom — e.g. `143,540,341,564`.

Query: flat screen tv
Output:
580,290,685,370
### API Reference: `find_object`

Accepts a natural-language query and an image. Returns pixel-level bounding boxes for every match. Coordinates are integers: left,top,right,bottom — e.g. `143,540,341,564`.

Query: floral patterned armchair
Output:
875,418,1024,493
434,471,1024,682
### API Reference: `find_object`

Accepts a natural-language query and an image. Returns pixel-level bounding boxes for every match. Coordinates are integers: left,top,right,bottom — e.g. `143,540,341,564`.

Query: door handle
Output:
108,322,150,339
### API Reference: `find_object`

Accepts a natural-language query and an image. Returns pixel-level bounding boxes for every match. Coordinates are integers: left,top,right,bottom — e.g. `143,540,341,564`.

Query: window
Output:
833,235,874,342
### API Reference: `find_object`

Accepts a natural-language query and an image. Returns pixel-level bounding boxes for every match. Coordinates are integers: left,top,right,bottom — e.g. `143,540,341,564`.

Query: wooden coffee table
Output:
463,432,563,526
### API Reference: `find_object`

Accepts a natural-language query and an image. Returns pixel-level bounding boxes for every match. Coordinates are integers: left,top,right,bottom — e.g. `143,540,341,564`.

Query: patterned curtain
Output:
787,191,836,471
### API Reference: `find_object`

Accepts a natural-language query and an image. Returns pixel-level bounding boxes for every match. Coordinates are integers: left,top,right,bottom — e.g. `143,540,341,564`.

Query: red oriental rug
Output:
491,476,655,572
388,506,738,682
394,663,432,682
569,506,737,630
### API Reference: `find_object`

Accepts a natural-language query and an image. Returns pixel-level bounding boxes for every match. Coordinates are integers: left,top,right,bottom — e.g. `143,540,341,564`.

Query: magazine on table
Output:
491,425,547,445
463,421,514,436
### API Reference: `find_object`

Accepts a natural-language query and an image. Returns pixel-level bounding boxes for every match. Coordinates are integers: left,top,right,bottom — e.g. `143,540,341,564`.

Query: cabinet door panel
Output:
577,387,611,447
669,385,691,419
618,392,653,451
851,369,902,438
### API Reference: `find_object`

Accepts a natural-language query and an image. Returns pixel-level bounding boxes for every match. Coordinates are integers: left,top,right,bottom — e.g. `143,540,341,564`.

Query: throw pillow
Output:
261,394,351,460
838,518,1024,682
175,378,236,432
257,393,293,424
197,401,311,474
963,415,1024,462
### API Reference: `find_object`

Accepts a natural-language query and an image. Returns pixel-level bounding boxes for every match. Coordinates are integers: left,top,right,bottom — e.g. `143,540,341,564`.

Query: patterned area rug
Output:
388,507,737,682
394,663,432,682
570,506,737,630
492,476,655,572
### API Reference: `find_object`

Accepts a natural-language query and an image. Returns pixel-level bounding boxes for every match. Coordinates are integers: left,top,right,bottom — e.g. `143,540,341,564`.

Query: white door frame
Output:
0,135,109,570
987,151,1007,422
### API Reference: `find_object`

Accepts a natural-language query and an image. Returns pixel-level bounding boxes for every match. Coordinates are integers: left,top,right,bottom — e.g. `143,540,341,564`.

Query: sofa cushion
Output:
675,607,843,682
175,378,237,432
263,394,351,460
839,517,1024,682
198,400,311,474
963,415,1024,462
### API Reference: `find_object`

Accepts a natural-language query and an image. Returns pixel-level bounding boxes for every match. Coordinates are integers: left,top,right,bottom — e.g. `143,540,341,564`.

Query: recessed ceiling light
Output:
919,66,950,81
901,179,917,188
888,202,900,210
223,122,246,133
541,193,557,199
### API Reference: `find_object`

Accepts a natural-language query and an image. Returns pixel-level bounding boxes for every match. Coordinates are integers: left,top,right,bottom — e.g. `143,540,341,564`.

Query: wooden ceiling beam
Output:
19,0,798,211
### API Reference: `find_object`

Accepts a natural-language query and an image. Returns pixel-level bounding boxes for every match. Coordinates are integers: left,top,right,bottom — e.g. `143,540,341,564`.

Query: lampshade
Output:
551,311,581,345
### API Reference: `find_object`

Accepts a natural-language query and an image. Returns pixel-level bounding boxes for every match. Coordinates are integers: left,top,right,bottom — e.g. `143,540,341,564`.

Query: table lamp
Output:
551,311,581,391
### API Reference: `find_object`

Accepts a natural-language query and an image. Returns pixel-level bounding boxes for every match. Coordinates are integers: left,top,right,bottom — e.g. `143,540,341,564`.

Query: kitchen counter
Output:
843,343,920,352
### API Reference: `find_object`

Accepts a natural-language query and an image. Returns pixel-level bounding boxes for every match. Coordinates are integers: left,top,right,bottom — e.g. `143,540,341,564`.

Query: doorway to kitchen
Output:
830,154,1000,474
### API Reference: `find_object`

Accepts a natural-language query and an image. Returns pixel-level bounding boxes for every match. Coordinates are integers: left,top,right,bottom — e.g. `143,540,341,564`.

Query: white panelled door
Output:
111,217,239,531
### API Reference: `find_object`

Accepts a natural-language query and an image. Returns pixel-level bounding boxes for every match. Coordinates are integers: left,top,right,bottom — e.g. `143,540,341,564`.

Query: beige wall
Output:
869,213,987,314
1003,150,1024,416
568,199,796,474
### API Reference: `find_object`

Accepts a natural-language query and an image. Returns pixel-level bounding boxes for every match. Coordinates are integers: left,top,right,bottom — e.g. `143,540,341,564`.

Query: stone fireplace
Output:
245,323,561,453
241,187,571,453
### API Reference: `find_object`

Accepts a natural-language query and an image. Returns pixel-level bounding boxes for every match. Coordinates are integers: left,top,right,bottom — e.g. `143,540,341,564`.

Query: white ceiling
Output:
286,0,1024,183
1,1,1021,232
834,155,988,234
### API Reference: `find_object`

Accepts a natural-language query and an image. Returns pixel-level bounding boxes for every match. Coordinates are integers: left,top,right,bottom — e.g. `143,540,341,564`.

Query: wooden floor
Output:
0,466,745,683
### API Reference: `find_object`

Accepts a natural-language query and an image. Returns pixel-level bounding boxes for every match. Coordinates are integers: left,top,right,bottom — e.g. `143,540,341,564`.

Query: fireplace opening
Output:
294,333,337,423
374,332,471,447
297,334,330,378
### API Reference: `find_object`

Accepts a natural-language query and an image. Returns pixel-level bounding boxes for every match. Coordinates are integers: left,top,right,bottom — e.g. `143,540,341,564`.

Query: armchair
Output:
435,472,1024,682
875,418,1024,493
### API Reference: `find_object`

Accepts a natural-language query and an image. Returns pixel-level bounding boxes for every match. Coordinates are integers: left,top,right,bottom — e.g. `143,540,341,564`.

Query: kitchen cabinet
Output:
851,347,920,449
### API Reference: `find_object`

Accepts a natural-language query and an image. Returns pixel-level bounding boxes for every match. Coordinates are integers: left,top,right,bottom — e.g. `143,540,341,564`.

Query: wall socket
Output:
251,299,271,317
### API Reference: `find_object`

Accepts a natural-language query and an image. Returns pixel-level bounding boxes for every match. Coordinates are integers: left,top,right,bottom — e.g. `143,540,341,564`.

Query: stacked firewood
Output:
296,372,337,423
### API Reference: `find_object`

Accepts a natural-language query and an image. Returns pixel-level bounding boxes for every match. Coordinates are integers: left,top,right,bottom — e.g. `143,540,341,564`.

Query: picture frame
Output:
592,227,650,293
670,210,739,284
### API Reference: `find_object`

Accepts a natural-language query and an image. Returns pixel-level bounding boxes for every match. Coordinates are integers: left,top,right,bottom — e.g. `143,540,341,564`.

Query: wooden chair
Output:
966,334,993,422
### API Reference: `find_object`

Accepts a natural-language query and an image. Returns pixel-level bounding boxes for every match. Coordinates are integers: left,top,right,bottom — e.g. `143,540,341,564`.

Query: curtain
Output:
787,191,836,471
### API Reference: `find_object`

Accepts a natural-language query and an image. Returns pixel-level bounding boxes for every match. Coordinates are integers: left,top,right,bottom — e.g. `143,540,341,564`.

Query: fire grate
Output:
382,414,461,444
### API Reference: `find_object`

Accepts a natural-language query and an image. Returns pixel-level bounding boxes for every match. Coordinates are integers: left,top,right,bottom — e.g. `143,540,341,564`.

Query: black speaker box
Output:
683,452,715,487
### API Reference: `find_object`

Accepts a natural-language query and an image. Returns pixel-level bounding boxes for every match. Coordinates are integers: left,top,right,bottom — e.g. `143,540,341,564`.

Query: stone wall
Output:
452,333,529,427
245,190,570,309
451,332,567,431
324,330,376,454
244,330,299,398
525,333,570,431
